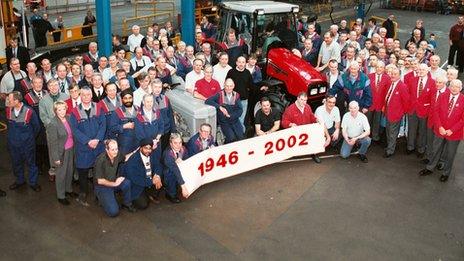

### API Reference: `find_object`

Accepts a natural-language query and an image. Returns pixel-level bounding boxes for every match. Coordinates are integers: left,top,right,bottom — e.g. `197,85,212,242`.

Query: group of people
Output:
0,13,463,218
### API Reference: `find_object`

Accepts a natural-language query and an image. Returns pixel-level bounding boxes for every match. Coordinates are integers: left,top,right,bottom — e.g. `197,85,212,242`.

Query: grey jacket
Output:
39,92,69,127
48,116,72,164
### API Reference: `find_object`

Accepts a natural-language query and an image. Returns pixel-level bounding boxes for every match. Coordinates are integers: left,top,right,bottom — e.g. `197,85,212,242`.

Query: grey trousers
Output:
426,135,461,177
425,127,447,163
407,113,427,153
385,120,401,155
55,148,74,199
366,110,382,141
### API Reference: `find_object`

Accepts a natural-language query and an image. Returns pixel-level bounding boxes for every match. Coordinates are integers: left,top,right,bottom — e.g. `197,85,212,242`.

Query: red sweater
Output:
281,103,317,128
195,78,221,99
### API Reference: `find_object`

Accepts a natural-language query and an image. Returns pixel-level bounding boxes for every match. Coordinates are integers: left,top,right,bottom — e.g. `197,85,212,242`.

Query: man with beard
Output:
109,89,139,155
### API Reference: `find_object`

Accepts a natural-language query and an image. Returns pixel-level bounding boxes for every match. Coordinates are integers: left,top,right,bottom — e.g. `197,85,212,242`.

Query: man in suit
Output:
419,79,464,182
6,38,30,72
55,63,72,95
90,73,106,103
124,138,163,209
407,63,437,157
367,61,390,142
384,66,410,158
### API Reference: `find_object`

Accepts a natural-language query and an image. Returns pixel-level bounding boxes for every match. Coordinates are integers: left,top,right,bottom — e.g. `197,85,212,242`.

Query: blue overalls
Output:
205,90,244,143
109,105,139,155
153,93,176,150
6,104,40,185
98,96,122,139
134,107,164,172
162,147,187,198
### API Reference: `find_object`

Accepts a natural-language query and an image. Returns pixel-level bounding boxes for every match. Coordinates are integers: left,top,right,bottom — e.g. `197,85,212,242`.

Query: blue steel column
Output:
181,0,195,46
95,0,112,56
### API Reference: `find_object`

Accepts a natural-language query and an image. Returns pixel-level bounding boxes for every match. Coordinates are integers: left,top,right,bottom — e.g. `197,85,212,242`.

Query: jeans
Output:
340,137,371,158
94,179,132,217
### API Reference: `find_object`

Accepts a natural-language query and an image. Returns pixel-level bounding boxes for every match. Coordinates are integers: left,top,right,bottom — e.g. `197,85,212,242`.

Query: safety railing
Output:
38,0,126,14
46,24,96,46
134,0,176,17
195,5,218,23
122,11,173,37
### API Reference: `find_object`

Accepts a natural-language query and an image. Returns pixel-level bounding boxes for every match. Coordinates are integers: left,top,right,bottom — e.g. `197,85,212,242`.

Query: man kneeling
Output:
124,138,163,209
94,139,136,217
340,101,371,162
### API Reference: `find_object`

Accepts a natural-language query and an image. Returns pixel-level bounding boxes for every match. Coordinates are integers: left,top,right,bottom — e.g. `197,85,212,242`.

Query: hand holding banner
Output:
178,123,326,197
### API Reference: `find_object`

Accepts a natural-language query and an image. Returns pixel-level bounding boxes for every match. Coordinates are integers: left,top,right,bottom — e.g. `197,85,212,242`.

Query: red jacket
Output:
65,98,80,115
281,103,317,128
408,76,436,116
368,72,390,111
427,88,450,128
433,92,464,141
384,80,410,123
403,70,417,88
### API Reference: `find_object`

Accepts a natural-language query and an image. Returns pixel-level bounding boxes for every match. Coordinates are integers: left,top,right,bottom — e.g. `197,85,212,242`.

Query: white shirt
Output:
185,70,204,93
329,72,339,88
102,67,118,83
213,64,232,89
319,41,341,65
449,94,459,112
145,109,153,122
430,67,446,80
71,97,81,108
341,112,370,138
315,105,340,129
133,88,150,107
140,152,152,177
127,33,145,52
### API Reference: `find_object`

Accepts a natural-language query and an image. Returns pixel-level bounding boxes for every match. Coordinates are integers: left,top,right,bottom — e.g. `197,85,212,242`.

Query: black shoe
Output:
437,162,445,170
417,152,425,158
121,204,137,213
65,192,79,198
419,169,433,176
58,198,70,205
9,182,25,190
0,189,6,197
358,154,368,163
30,184,41,192
311,155,321,164
421,158,430,164
406,149,415,155
439,175,449,182
383,152,393,158
165,194,181,204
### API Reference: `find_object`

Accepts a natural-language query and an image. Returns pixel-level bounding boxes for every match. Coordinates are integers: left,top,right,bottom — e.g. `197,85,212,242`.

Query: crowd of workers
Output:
0,12,463,218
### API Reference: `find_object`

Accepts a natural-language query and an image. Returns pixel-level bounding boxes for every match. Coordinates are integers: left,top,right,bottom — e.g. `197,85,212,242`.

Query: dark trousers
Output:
327,126,341,148
132,186,159,210
76,168,91,195
164,172,181,198
426,135,461,177
448,42,459,67
94,179,132,217
220,121,244,144
385,120,401,155
160,132,171,152
366,110,382,141
407,114,427,153
9,145,39,186
36,144,50,173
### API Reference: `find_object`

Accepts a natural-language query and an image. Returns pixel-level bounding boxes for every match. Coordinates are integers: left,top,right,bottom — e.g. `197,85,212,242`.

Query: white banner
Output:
178,123,326,196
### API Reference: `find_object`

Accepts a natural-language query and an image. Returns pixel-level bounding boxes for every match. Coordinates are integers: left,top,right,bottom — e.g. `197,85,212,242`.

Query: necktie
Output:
98,90,101,98
60,81,65,92
37,92,42,99
448,96,455,116
385,83,395,107
418,78,424,97
175,152,179,159
155,96,161,105
376,75,381,89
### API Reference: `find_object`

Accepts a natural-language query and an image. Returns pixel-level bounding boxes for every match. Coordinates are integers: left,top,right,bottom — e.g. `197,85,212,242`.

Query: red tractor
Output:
215,1,327,113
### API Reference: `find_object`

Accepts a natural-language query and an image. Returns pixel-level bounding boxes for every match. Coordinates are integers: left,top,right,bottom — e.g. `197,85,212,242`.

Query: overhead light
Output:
256,9,265,15
292,7,299,13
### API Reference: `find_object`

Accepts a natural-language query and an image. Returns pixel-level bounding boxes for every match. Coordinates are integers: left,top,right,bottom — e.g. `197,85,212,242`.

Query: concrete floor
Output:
1,4,464,261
